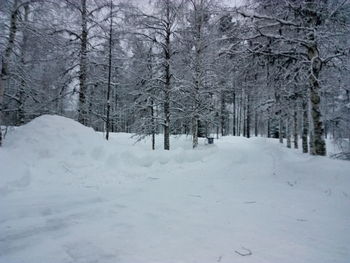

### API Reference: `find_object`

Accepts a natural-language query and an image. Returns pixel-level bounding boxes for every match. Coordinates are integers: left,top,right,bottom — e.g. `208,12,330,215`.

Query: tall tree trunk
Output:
216,117,219,139
238,92,242,136
151,99,155,150
17,3,30,126
78,0,88,125
267,115,271,138
279,113,283,144
286,117,291,148
163,2,171,150
243,96,246,137
309,131,316,155
293,103,298,149
220,92,225,136
309,71,326,155
163,43,171,150
275,88,283,143
246,94,250,138
192,116,199,148
305,0,326,156
0,0,19,146
192,2,204,149
88,84,96,126
254,109,258,137
105,0,113,141
302,96,308,153
232,91,236,136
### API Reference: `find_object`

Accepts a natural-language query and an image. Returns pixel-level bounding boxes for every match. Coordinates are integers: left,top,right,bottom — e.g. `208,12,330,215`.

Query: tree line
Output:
1,0,349,158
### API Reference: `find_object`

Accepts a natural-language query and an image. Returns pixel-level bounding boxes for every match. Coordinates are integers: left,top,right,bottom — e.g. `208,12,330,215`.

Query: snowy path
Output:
1,116,350,263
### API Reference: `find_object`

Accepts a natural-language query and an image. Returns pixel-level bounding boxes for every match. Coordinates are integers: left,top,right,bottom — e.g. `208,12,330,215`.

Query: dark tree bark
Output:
220,92,226,136
293,103,298,149
254,109,258,137
0,0,19,146
243,95,246,137
192,1,204,149
279,114,283,144
286,117,291,148
302,96,308,153
105,0,113,141
267,116,271,138
151,99,155,150
17,3,30,126
309,131,316,155
163,0,172,150
238,92,242,136
246,94,250,138
78,0,88,125
232,91,236,136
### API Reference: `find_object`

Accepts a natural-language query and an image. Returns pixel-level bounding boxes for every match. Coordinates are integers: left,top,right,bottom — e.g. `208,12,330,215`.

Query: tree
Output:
0,0,19,146
131,0,184,150
179,0,219,148
236,0,350,156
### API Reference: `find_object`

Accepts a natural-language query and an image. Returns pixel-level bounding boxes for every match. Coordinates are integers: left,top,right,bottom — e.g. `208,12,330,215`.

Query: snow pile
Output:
1,115,350,263
0,115,218,193
1,115,107,191
4,115,103,158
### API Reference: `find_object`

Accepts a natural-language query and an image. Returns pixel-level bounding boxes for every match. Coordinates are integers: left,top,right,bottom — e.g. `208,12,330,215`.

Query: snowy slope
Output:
1,115,350,263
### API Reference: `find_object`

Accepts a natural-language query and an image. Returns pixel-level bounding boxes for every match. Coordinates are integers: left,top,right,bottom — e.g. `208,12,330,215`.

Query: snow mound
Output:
0,115,218,193
4,115,101,151
0,115,108,191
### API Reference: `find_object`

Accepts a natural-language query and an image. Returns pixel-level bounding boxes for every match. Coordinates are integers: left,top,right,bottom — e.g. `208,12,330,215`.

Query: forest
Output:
0,0,350,156
1,1,350,262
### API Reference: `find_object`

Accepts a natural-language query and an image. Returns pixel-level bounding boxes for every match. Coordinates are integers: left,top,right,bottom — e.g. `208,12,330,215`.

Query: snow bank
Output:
4,114,103,154
0,115,218,193
1,116,106,190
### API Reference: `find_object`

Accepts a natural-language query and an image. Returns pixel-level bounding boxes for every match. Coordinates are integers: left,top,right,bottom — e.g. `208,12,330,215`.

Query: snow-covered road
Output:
1,116,350,263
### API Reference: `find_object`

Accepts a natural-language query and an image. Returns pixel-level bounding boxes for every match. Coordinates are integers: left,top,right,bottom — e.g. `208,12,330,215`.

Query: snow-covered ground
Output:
1,115,350,263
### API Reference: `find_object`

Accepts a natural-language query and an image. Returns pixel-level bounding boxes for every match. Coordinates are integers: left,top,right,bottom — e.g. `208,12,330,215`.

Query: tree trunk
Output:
232,91,236,136
220,92,226,136
254,109,258,137
238,93,242,136
286,117,291,148
305,1,326,156
151,99,155,150
88,84,96,126
246,94,250,138
0,0,19,146
78,0,88,125
309,74,326,155
279,113,283,144
216,121,219,139
163,3,171,150
293,103,298,149
192,117,199,148
309,131,316,155
192,2,204,149
163,52,170,150
105,0,113,141
243,93,246,137
302,96,308,153
17,3,30,126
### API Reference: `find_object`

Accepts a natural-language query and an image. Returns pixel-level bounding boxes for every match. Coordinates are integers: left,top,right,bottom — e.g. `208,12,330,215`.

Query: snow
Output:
1,115,350,263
